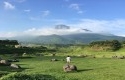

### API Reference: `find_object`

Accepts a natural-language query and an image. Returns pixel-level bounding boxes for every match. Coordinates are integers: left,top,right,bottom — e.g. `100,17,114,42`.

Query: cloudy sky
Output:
0,0,125,37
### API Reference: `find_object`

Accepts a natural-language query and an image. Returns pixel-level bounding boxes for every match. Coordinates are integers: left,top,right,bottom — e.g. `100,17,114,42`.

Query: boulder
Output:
63,64,77,72
70,65,77,71
63,64,71,72
10,64,21,69
0,60,11,66
22,53,27,57
118,56,125,59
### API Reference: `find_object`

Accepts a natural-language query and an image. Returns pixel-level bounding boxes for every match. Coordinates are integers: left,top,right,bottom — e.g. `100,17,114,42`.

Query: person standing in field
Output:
66,56,71,64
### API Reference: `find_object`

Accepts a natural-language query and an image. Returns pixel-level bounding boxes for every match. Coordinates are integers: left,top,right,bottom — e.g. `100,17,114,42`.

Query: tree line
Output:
89,40,122,51
0,40,55,54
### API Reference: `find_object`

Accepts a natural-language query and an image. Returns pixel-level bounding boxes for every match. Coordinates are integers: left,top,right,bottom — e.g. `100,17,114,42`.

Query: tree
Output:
89,40,121,51
111,40,121,51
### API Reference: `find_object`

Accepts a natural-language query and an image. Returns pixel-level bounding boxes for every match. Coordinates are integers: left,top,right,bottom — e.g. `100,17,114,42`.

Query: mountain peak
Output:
55,24,70,29
81,29,92,32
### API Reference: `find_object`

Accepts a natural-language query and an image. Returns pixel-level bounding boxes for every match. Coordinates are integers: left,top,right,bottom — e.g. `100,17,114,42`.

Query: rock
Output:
112,56,117,59
63,64,77,72
22,53,27,57
51,59,58,61
118,56,125,59
70,65,77,71
10,64,21,69
77,55,87,58
0,60,11,66
63,64,71,72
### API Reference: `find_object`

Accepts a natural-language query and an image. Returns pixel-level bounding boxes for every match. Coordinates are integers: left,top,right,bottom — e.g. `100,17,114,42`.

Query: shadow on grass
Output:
16,63,27,65
17,56,34,59
0,67,31,78
0,64,30,73
0,66,31,72
77,69,93,72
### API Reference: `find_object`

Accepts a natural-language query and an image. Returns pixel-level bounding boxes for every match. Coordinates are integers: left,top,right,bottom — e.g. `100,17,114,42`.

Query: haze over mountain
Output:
1,25,125,44
33,33,125,44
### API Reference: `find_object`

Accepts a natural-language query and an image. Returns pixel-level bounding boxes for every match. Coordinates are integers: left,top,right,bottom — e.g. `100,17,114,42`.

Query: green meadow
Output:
1,55,125,80
1,40,125,80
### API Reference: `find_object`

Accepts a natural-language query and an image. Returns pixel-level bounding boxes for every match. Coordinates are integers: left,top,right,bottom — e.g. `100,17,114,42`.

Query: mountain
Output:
33,34,75,44
1,33,125,44
22,33,125,44
62,33,125,43
55,24,70,29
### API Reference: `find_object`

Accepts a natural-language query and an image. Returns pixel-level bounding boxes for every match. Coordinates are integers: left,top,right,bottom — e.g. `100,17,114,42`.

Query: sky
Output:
0,0,125,37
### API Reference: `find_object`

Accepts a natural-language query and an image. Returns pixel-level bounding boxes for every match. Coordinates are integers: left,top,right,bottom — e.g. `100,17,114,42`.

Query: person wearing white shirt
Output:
66,56,71,63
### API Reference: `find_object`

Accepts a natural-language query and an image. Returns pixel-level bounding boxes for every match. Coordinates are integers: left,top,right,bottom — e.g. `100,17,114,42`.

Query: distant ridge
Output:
11,33,125,44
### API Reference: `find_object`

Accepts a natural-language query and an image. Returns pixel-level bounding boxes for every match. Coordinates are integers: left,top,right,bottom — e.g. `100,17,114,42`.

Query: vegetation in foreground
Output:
1,56,125,80
0,39,125,80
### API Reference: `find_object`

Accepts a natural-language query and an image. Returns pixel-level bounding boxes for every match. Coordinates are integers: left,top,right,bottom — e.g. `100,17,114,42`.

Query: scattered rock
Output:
112,56,117,59
70,65,77,71
77,55,87,58
22,53,27,57
118,56,125,59
112,56,125,59
10,64,21,69
0,60,11,66
63,64,77,72
63,64,71,72
51,59,58,61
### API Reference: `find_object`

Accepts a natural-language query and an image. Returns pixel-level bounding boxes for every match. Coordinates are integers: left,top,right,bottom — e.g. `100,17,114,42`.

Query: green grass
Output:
1,56,125,80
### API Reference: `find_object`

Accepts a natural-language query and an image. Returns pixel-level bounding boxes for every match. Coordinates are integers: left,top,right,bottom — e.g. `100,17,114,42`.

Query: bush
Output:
0,72,57,80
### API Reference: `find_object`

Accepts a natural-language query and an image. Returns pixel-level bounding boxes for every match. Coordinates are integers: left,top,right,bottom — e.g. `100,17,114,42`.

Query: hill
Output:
0,31,125,44
14,33,125,44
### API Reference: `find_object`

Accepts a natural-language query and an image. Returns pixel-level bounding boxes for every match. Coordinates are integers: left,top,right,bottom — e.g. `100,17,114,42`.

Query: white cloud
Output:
23,27,82,36
1,19,125,37
0,32,16,37
69,3,80,10
69,3,84,14
4,2,15,10
70,19,125,36
41,10,50,17
16,19,125,36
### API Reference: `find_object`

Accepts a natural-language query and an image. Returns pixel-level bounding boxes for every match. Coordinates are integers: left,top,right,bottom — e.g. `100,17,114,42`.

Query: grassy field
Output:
1,55,125,80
